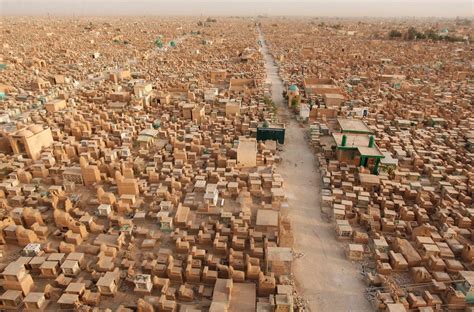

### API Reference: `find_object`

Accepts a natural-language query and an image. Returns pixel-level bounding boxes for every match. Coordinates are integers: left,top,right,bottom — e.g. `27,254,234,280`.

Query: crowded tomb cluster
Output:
0,15,472,312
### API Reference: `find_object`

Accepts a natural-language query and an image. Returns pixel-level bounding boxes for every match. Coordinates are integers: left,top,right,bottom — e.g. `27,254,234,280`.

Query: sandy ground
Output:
259,28,373,312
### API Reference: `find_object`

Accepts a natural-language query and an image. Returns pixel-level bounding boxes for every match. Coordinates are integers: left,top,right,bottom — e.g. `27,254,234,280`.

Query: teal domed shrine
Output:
288,84,299,92
287,85,300,108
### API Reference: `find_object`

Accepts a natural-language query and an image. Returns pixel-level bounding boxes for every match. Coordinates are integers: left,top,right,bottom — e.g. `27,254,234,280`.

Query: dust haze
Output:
1,0,473,17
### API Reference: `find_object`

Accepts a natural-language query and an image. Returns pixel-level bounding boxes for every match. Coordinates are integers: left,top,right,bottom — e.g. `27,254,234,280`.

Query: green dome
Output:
289,85,299,91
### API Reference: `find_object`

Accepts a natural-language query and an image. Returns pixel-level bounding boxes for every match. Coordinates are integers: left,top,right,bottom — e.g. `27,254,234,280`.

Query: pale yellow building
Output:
44,99,67,113
237,137,257,168
8,125,54,160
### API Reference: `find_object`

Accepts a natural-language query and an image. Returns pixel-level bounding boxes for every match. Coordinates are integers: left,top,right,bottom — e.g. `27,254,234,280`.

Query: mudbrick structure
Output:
0,15,472,312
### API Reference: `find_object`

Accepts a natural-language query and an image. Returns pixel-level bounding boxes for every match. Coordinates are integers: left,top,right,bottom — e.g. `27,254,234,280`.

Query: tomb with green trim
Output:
456,271,474,304
332,119,384,174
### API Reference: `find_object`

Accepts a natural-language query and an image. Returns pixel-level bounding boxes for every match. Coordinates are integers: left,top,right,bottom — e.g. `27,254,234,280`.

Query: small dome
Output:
289,85,299,91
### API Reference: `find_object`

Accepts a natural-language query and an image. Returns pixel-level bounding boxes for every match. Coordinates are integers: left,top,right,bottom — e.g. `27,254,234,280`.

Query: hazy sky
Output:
1,0,473,17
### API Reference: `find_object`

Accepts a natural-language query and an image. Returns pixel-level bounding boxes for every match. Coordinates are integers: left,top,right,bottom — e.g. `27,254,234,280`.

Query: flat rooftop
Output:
256,209,279,227
228,283,256,312
337,119,372,134
333,133,384,158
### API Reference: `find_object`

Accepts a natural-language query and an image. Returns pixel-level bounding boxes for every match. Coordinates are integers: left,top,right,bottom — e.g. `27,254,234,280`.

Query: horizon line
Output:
1,14,473,18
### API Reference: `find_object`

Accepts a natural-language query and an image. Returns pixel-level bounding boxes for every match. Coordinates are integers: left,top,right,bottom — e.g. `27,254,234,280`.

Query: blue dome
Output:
289,85,299,91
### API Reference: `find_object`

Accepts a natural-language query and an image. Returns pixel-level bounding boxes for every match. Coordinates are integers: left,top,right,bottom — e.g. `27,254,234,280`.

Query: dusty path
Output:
258,27,373,312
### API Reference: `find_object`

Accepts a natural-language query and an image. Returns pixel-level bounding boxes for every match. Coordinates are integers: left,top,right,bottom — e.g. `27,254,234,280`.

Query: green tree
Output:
416,31,426,39
263,96,272,107
406,27,418,40
425,29,440,41
291,98,298,109
389,29,402,39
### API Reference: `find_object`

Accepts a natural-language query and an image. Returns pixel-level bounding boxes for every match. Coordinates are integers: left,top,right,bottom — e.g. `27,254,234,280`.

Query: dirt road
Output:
258,27,372,312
